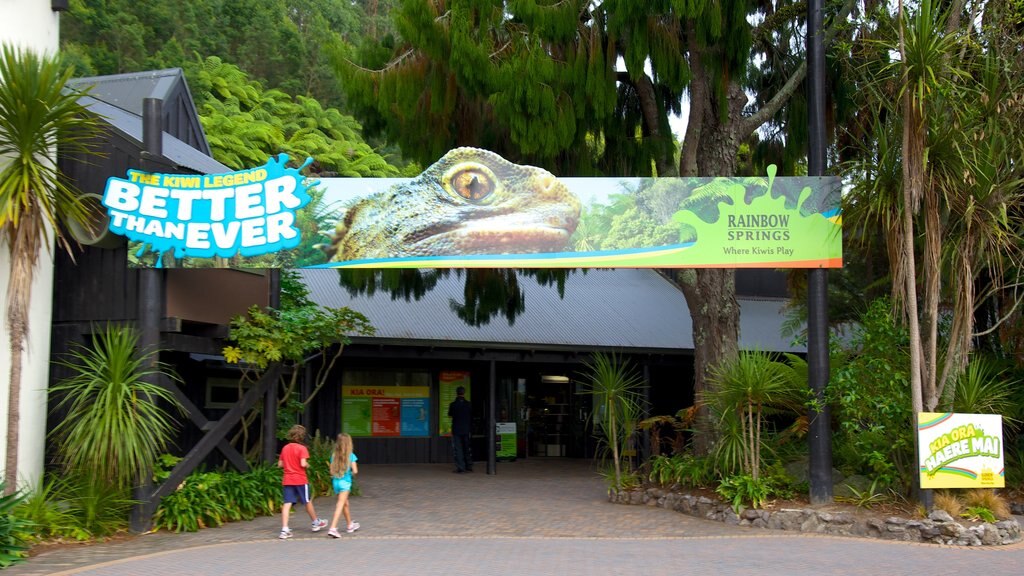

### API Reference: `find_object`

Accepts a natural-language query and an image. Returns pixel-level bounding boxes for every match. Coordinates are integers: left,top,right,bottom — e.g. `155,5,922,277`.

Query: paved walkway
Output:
8,459,1024,575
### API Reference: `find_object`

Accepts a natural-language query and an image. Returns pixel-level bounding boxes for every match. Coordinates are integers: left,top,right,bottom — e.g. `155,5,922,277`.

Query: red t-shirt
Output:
279,442,309,486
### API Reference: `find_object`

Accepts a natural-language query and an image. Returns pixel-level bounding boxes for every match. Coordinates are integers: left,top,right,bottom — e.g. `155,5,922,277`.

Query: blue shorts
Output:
282,484,311,504
332,478,352,494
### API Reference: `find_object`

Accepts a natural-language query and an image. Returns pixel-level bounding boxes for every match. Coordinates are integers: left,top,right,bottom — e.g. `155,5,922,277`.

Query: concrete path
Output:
8,459,1023,575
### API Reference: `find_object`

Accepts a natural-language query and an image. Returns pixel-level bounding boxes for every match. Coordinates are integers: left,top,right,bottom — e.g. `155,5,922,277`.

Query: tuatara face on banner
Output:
322,147,581,261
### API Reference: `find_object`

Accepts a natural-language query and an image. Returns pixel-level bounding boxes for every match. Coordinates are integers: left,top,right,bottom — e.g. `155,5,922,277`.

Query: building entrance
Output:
497,372,592,459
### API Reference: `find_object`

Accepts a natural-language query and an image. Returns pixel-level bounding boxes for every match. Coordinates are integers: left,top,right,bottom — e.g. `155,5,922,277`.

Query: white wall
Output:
0,0,61,492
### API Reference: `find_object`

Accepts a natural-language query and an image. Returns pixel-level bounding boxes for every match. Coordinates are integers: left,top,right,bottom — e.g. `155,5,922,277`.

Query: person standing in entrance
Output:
448,386,473,473
278,424,327,539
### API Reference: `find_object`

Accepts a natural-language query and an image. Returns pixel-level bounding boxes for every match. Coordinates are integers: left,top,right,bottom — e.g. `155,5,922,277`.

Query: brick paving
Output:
7,458,1024,575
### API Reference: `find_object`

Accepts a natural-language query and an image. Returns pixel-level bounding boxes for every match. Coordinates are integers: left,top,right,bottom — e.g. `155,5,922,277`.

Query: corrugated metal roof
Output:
67,69,185,116
299,269,804,354
78,95,229,175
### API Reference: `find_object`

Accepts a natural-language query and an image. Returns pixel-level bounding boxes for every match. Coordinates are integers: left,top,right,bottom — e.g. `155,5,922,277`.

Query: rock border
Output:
614,487,1022,546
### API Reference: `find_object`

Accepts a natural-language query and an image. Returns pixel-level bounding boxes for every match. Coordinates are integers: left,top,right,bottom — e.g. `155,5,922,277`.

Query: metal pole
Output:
807,0,833,505
488,360,496,475
130,98,164,533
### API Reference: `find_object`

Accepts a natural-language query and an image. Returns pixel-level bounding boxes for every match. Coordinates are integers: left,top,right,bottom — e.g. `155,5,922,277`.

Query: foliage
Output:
647,454,713,489
15,473,132,541
841,0,1024,416
578,353,645,493
185,55,400,178
154,464,283,533
949,357,1021,429
49,325,184,489
598,465,641,494
0,485,30,568
637,414,688,458
961,506,997,523
835,478,887,509
709,408,748,478
305,432,335,498
716,474,773,513
0,42,102,491
15,476,88,542
69,476,134,538
933,491,964,518
707,350,803,480
827,298,914,491
59,0,394,109
222,272,374,455
962,489,1011,520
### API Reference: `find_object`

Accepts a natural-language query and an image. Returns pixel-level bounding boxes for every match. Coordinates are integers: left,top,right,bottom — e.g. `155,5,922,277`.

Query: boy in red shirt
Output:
278,424,327,539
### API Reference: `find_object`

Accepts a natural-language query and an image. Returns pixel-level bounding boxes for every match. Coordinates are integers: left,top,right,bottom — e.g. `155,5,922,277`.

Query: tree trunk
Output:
4,222,36,494
673,78,745,455
677,268,740,454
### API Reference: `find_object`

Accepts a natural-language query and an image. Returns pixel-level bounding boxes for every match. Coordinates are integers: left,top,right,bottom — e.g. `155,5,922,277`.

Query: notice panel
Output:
342,386,430,438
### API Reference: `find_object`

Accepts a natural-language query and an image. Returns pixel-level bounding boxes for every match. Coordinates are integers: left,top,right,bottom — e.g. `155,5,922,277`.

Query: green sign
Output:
496,422,517,460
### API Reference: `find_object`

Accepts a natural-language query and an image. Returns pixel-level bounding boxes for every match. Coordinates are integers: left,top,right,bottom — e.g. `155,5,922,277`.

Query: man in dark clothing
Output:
448,386,473,473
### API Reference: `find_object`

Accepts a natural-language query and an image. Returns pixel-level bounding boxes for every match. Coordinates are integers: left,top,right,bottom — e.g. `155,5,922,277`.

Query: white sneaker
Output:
312,519,327,532
346,522,360,533
279,528,293,539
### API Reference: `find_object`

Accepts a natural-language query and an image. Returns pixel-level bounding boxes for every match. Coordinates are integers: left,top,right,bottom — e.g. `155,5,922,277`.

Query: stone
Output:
832,474,873,499
940,522,963,538
741,508,761,521
981,524,1000,545
928,509,955,523
783,458,843,486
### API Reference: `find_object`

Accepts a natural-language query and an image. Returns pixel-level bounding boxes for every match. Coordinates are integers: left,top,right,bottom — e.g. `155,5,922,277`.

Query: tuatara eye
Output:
443,164,499,203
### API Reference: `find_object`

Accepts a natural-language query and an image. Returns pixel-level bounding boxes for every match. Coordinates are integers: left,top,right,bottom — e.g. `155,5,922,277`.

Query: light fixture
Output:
541,375,569,384
52,0,69,12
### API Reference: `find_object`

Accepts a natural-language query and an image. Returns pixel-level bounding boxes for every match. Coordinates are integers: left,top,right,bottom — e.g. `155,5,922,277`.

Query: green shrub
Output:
961,506,997,523
73,476,133,537
50,325,184,489
0,485,32,568
13,473,130,541
647,454,713,488
15,475,88,542
716,474,773,513
827,299,914,491
306,432,334,498
153,464,282,533
762,461,804,500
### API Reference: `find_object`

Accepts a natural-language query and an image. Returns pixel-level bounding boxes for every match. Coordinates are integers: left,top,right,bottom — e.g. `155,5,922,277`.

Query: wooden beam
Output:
147,365,280,505
159,374,249,472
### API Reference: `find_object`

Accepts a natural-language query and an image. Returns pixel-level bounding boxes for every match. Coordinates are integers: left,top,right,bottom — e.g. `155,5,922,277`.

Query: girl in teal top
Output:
326,433,360,538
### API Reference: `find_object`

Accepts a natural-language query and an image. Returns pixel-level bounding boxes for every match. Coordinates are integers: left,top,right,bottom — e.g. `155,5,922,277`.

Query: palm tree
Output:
707,351,802,480
0,43,100,493
49,325,184,488
579,352,645,491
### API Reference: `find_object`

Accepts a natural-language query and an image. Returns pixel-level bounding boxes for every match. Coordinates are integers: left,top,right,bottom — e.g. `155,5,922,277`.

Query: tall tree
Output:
843,0,1024,413
0,45,100,492
335,0,856,452
60,0,393,110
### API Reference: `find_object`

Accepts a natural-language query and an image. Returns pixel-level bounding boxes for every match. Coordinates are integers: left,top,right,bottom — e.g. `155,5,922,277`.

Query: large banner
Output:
103,148,842,269
918,412,1004,489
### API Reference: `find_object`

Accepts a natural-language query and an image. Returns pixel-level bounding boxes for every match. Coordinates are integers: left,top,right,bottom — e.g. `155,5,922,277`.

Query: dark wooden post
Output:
262,270,281,463
130,97,164,533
